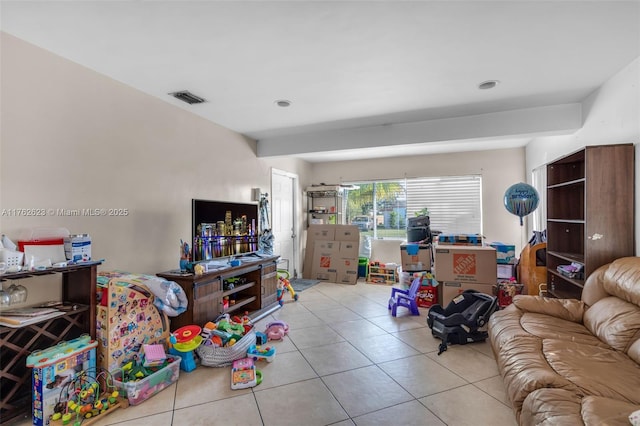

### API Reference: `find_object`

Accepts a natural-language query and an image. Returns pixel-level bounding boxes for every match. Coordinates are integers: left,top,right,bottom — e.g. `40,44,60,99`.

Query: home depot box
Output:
434,245,497,283
339,241,359,258
400,243,432,271
441,281,495,306
311,240,340,281
334,225,360,241
335,257,358,284
307,225,336,242
489,242,516,264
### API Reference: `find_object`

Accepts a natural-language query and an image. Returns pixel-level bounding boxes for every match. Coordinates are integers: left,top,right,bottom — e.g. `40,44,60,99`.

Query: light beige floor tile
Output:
301,298,344,312
173,393,263,426
331,420,356,426
392,327,442,353
313,306,364,323
99,411,174,426
91,382,176,425
427,344,499,382
470,339,496,359
174,365,250,409
344,301,391,318
474,375,511,406
300,341,373,376
328,318,388,341
254,350,318,389
420,384,517,426
322,365,413,417
255,378,348,426
260,334,298,353
349,333,419,363
378,354,466,398
367,314,426,333
288,324,345,349
271,311,325,329
352,400,446,426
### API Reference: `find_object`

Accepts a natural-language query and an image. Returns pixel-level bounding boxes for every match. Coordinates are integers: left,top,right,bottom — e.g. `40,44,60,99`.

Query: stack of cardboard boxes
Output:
399,243,437,307
303,225,360,284
434,234,498,305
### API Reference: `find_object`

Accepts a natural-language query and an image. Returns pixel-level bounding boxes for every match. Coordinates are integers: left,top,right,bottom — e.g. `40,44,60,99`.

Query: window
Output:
345,175,482,240
531,166,546,231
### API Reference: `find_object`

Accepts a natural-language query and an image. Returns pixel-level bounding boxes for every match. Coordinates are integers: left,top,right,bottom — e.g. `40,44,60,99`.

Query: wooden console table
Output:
0,261,100,425
157,254,279,331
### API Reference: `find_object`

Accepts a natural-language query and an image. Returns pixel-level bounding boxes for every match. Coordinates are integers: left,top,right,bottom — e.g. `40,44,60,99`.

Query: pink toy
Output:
264,321,289,341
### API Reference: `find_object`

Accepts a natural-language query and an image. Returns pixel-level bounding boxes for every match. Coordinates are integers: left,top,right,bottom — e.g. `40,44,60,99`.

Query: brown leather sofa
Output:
488,257,640,425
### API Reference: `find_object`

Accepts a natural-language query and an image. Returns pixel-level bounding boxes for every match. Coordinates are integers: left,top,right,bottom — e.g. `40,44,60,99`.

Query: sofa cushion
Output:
513,295,585,322
581,396,640,426
497,336,579,419
544,339,640,404
603,257,640,306
520,312,608,348
584,296,640,352
521,388,583,426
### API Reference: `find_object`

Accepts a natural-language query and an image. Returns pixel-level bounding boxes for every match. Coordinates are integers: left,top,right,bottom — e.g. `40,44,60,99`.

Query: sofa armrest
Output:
512,295,585,323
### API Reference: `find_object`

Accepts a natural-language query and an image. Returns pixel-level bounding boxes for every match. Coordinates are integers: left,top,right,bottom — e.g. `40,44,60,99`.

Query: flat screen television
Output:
191,199,259,261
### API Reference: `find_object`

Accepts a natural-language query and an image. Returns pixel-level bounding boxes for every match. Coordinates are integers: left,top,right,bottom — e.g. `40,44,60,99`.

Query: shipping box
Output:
304,225,360,280
334,257,359,284
434,245,497,283
437,233,483,246
441,281,495,306
400,243,432,271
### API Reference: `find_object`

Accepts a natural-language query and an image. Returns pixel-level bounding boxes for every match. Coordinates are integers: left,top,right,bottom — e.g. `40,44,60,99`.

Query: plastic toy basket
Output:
196,328,256,367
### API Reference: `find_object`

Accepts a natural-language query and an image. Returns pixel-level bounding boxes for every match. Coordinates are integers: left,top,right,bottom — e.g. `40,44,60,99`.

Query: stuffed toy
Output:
264,321,289,341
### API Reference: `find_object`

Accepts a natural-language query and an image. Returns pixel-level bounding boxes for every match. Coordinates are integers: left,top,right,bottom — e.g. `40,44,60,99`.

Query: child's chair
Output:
388,277,421,316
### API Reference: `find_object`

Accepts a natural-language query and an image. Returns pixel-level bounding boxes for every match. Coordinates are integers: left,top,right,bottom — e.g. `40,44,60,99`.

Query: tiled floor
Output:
16,281,518,426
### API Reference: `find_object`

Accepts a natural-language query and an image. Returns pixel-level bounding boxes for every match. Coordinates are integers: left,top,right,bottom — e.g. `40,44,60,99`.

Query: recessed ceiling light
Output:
275,99,292,107
478,80,500,90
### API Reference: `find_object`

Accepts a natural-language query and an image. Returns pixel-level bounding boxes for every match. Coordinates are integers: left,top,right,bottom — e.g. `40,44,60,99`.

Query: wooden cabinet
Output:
546,144,634,299
0,262,100,425
307,185,344,226
157,255,279,331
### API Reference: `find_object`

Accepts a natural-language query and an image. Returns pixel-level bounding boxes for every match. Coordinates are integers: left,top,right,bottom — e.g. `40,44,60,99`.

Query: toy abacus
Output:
48,368,127,426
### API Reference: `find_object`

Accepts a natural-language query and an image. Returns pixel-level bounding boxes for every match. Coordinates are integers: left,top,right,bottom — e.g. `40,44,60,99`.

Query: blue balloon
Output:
504,183,539,226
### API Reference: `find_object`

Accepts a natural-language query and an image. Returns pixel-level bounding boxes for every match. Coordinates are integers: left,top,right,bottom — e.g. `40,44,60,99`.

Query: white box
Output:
64,234,91,262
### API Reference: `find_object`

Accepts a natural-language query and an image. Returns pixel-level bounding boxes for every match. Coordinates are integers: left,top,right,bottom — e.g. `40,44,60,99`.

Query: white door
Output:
271,169,298,277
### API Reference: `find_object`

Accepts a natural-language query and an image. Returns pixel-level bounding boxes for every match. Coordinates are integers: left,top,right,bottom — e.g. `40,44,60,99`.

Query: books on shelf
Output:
0,307,59,317
0,310,65,327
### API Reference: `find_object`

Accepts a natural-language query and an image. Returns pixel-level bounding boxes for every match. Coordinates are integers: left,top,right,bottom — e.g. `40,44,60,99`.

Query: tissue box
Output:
489,242,516,264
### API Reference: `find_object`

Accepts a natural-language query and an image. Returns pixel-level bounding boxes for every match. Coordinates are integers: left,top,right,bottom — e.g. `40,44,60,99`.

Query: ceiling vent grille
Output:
169,90,206,105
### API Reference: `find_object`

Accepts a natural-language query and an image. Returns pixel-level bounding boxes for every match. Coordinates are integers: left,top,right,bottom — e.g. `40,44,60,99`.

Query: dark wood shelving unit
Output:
546,144,634,300
157,255,279,331
0,262,100,425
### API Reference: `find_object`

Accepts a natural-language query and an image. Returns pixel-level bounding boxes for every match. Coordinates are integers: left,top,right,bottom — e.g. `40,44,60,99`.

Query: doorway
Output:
271,168,298,278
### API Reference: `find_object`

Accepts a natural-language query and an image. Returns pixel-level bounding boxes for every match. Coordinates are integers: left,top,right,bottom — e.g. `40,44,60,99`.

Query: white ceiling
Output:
1,1,639,162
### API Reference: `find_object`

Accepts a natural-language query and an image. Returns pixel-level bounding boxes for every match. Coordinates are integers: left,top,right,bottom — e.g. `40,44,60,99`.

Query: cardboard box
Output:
334,225,360,241
307,225,336,242
27,335,97,426
441,281,495,306
437,233,483,246
311,240,340,279
312,271,337,282
400,243,432,271
335,257,358,284
339,241,359,258
490,242,516,264
434,245,497,283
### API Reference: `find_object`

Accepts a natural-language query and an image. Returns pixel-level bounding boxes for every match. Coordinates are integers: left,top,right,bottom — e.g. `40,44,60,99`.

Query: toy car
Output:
247,344,276,362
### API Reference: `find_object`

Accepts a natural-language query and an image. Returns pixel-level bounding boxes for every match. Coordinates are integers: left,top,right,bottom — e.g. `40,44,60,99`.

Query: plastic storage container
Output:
112,355,181,405
358,257,368,278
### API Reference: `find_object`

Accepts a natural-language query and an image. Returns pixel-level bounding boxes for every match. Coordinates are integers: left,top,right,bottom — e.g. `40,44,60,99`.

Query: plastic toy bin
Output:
112,355,181,405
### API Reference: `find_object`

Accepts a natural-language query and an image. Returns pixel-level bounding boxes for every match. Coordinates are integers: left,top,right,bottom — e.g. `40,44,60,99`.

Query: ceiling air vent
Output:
169,90,206,105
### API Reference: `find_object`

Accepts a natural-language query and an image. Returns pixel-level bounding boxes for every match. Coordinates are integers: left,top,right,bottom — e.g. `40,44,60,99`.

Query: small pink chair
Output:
388,277,421,316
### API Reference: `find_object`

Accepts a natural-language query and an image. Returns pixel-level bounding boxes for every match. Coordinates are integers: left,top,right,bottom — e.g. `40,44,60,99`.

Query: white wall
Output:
311,147,528,254
525,56,640,254
0,33,312,278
